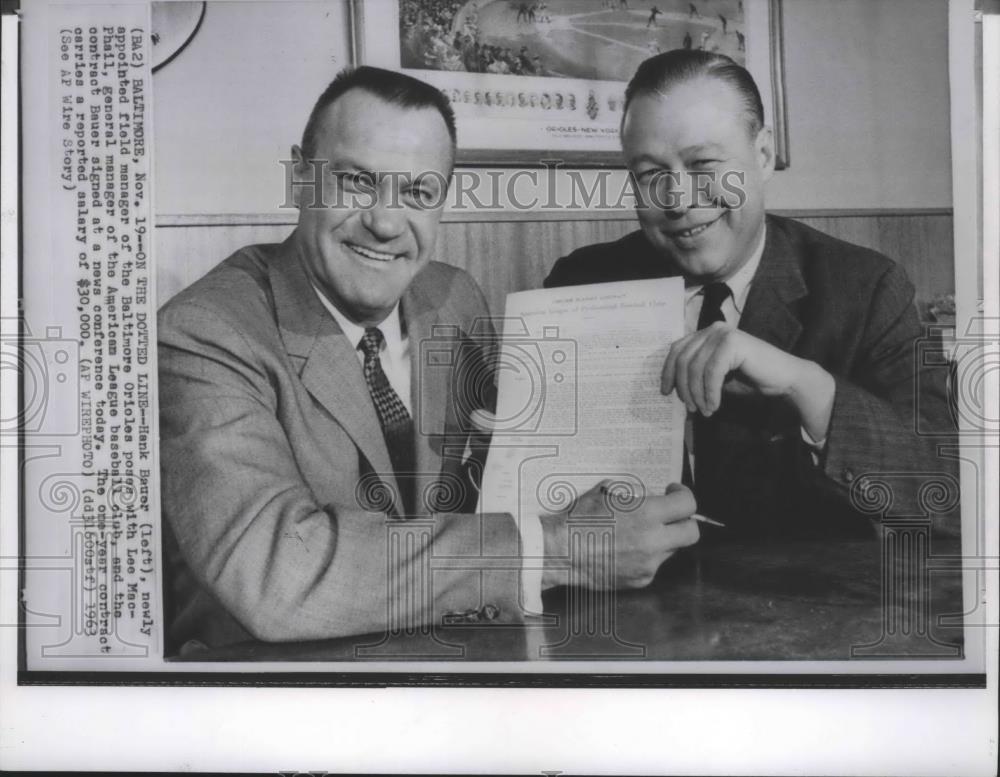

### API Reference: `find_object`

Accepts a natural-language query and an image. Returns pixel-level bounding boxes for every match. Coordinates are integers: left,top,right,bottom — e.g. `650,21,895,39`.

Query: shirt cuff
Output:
518,512,545,615
800,425,828,466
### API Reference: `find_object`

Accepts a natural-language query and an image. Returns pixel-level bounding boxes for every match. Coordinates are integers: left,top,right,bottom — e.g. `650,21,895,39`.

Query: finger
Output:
649,487,697,524
661,330,700,396
595,478,619,509
572,480,614,517
595,478,616,514
676,341,695,413
703,331,735,413
661,334,688,396
594,477,616,494
687,329,721,416
673,334,704,412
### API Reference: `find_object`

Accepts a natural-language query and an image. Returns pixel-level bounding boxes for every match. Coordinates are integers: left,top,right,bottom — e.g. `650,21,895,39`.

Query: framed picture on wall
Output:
352,0,789,167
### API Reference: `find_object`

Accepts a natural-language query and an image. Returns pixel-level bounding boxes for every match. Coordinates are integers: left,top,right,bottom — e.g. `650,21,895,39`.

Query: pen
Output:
598,485,726,527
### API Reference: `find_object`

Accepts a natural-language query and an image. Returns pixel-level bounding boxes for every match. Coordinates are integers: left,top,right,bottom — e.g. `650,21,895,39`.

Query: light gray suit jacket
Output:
158,236,522,652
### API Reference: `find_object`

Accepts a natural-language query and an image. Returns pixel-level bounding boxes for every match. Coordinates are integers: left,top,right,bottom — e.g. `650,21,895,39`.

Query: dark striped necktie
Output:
358,327,415,515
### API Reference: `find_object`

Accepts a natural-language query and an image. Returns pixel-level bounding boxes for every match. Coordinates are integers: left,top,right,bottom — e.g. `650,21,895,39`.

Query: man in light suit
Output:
158,67,700,654
545,50,957,538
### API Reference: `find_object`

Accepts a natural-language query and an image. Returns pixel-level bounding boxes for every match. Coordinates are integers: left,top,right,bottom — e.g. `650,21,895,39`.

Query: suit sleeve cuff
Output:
800,425,827,466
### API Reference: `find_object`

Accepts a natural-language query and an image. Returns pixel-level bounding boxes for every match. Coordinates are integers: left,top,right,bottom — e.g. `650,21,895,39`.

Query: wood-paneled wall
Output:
155,210,954,318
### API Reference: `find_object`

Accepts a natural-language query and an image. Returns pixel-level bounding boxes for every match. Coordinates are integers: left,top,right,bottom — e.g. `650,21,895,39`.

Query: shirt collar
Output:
311,284,405,355
683,223,767,316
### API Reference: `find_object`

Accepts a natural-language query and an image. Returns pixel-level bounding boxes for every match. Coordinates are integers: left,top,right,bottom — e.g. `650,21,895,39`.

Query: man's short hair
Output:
300,66,458,159
622,50,765,138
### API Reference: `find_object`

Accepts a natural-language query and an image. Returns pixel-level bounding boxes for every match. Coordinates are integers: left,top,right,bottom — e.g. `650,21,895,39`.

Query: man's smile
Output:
345,241,400,263
664,213,725,245
665,213,723,241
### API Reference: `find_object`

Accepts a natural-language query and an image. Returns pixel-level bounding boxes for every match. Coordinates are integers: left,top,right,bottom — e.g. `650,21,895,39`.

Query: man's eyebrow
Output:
680,144,726,156
325,155,370,173
626,144,726,166
625,153,664,167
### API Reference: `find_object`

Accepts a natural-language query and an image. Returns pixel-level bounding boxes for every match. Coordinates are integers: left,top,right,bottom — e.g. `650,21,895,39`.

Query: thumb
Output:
661,482,697,522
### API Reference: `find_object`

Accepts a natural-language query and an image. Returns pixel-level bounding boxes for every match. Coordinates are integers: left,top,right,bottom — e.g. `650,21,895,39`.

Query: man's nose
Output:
360,193,406,240
638,171,693,217
657,173,697,216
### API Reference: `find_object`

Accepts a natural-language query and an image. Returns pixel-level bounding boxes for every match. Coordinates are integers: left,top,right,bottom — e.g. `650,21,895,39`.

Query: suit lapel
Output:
403,275,451,515
268,237,397,492
738,216,808,353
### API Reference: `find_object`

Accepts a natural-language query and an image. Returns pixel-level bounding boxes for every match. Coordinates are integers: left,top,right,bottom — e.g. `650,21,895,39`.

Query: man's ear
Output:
755,126,776,181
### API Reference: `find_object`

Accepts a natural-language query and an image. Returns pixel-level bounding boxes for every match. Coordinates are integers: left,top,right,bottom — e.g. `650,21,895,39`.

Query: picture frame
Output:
351,0,789,168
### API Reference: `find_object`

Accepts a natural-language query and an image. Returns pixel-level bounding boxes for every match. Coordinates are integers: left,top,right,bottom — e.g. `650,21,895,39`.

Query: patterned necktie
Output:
683,282,732,488
358,327,415,516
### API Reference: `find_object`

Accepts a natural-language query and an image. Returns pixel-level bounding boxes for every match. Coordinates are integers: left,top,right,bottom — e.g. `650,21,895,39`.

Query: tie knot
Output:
358,327,384,359
702,282,731,308
697,282,731,329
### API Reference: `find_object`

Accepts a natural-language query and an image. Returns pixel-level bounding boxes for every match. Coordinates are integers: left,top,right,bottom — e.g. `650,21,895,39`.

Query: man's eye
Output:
406,187,436,206
335,171,375,189
636,170,685,191
691,159,720,168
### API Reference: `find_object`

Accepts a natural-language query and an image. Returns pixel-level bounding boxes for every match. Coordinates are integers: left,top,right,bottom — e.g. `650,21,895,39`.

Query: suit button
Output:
842,468,855,483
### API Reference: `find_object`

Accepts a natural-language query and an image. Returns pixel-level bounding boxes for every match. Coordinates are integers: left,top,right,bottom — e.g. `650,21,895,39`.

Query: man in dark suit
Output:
158,67,699,652
546,50,956,538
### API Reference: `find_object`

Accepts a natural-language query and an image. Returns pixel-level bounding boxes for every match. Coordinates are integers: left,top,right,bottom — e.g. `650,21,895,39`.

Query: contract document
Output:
477,277,686,519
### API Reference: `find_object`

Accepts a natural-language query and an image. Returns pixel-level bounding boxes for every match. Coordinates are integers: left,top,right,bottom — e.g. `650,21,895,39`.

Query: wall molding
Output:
156,207,955,312
155,207,955,228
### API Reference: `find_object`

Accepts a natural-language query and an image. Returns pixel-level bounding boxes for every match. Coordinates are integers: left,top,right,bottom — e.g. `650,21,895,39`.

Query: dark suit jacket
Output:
545,214,957,538
158,236,520,653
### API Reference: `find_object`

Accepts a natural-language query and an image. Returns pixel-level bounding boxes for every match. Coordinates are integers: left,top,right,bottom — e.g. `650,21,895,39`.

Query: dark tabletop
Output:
185,536,965,663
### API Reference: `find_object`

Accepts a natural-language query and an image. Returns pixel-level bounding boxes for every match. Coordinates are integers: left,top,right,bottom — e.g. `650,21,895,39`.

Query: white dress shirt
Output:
313,288,412,414
683,227,765,336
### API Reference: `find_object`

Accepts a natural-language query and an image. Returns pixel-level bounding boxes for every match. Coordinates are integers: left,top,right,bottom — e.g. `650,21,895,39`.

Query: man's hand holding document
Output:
477,278,699,596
